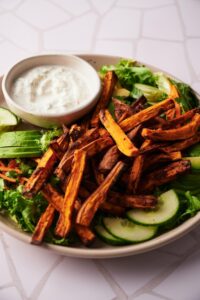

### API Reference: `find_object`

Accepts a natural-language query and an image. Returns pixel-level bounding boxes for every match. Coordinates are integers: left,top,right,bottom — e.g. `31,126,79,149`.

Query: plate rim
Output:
0,53,200,259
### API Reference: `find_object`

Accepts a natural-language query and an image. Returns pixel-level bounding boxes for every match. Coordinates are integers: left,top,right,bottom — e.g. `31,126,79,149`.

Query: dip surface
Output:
11,65,91,114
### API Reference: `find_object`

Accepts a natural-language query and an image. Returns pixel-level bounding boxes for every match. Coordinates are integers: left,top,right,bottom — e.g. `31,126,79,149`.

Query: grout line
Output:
175,0,198,82
0,0,26,12
116,3,175,11
94,260,128,300
28,256,64,300
0,282,14,290
130,241,200,299
1,234,28,300
149,291,172,300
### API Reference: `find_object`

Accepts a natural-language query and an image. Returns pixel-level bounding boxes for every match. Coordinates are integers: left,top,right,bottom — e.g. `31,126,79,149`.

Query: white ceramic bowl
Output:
2,54,101,128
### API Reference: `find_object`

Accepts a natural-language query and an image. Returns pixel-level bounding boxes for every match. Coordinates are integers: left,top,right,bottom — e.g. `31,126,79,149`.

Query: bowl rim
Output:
1,53,101,118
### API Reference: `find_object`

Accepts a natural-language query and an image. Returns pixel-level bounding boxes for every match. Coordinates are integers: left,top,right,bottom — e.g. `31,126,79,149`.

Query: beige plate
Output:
0,54,200,259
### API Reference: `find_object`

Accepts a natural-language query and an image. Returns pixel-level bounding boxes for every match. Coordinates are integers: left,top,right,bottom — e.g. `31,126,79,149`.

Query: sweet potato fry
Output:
98,125,142,174
131,95,147,113
163,108,200,129
0,166,22,174
169,83,179,99
91,71,117,127
127,155,144,194
23,131,68,197
108,192,157,209
69,124,83,142
140,139,167,154
143,151,182,171
75,224,95,245
99,109,139,157
138,160,191,192
32,204,55,245
42,183,63,212
119,98,175,132
142,113,200,141
98,145,120,174
91,158,104,185
76,161,125,226
0,173,16,183
162,133,200,153
112,98,134,122
49,140,64,160
55,136,113,177
100,201,125,216
55,150,86,238
79,185,123,214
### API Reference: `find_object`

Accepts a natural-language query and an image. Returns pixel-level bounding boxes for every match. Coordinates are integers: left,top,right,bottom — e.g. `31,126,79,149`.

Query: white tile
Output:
15,0,70,30
44,12,97,51
117,0,174,8
143,6,183,41
137,39,191,83
90,0,116,15
0,238,12,286
187,39,200,78
160,234,196,256
0,287,21,300
154,248,200,300
178,0,200,37
51,0,90,16
0,13,38,52
0,0,22,10
94,40,134,58
0,41,29,74
4,233,60,297
133,293,162,300
98,7,141,39
38,258,115,300
101,251,177,295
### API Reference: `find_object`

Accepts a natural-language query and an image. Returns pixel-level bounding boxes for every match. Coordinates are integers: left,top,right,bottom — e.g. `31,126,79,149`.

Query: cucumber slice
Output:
184,157,200,170
127,189,179,226
134,83,164,102
95,225,125,245
103,217,157,243
0,107,19,131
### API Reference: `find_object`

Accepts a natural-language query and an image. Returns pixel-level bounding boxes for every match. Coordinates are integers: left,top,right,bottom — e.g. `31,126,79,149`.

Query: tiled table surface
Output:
0,0,200,299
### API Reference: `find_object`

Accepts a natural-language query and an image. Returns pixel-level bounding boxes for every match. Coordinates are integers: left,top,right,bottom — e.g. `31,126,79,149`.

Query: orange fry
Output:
76,161,125,227
119,98,175,132
99,109,139,157
0,173,16,183
55,136,113,177
127,155,144,194
75,224,95,245
55,150,86,238
23,131,68,197
142,113,200,141
32,204,55,245
91,71,117,128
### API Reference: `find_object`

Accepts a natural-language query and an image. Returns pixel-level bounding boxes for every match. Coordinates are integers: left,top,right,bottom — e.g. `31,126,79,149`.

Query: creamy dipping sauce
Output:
11,65,91,114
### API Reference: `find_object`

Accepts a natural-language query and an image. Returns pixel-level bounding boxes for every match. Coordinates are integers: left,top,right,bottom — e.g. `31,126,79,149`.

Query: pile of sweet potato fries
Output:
21,71,200,246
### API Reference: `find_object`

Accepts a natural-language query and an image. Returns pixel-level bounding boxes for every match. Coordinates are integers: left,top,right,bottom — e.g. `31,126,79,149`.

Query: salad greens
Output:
100,59,199,107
